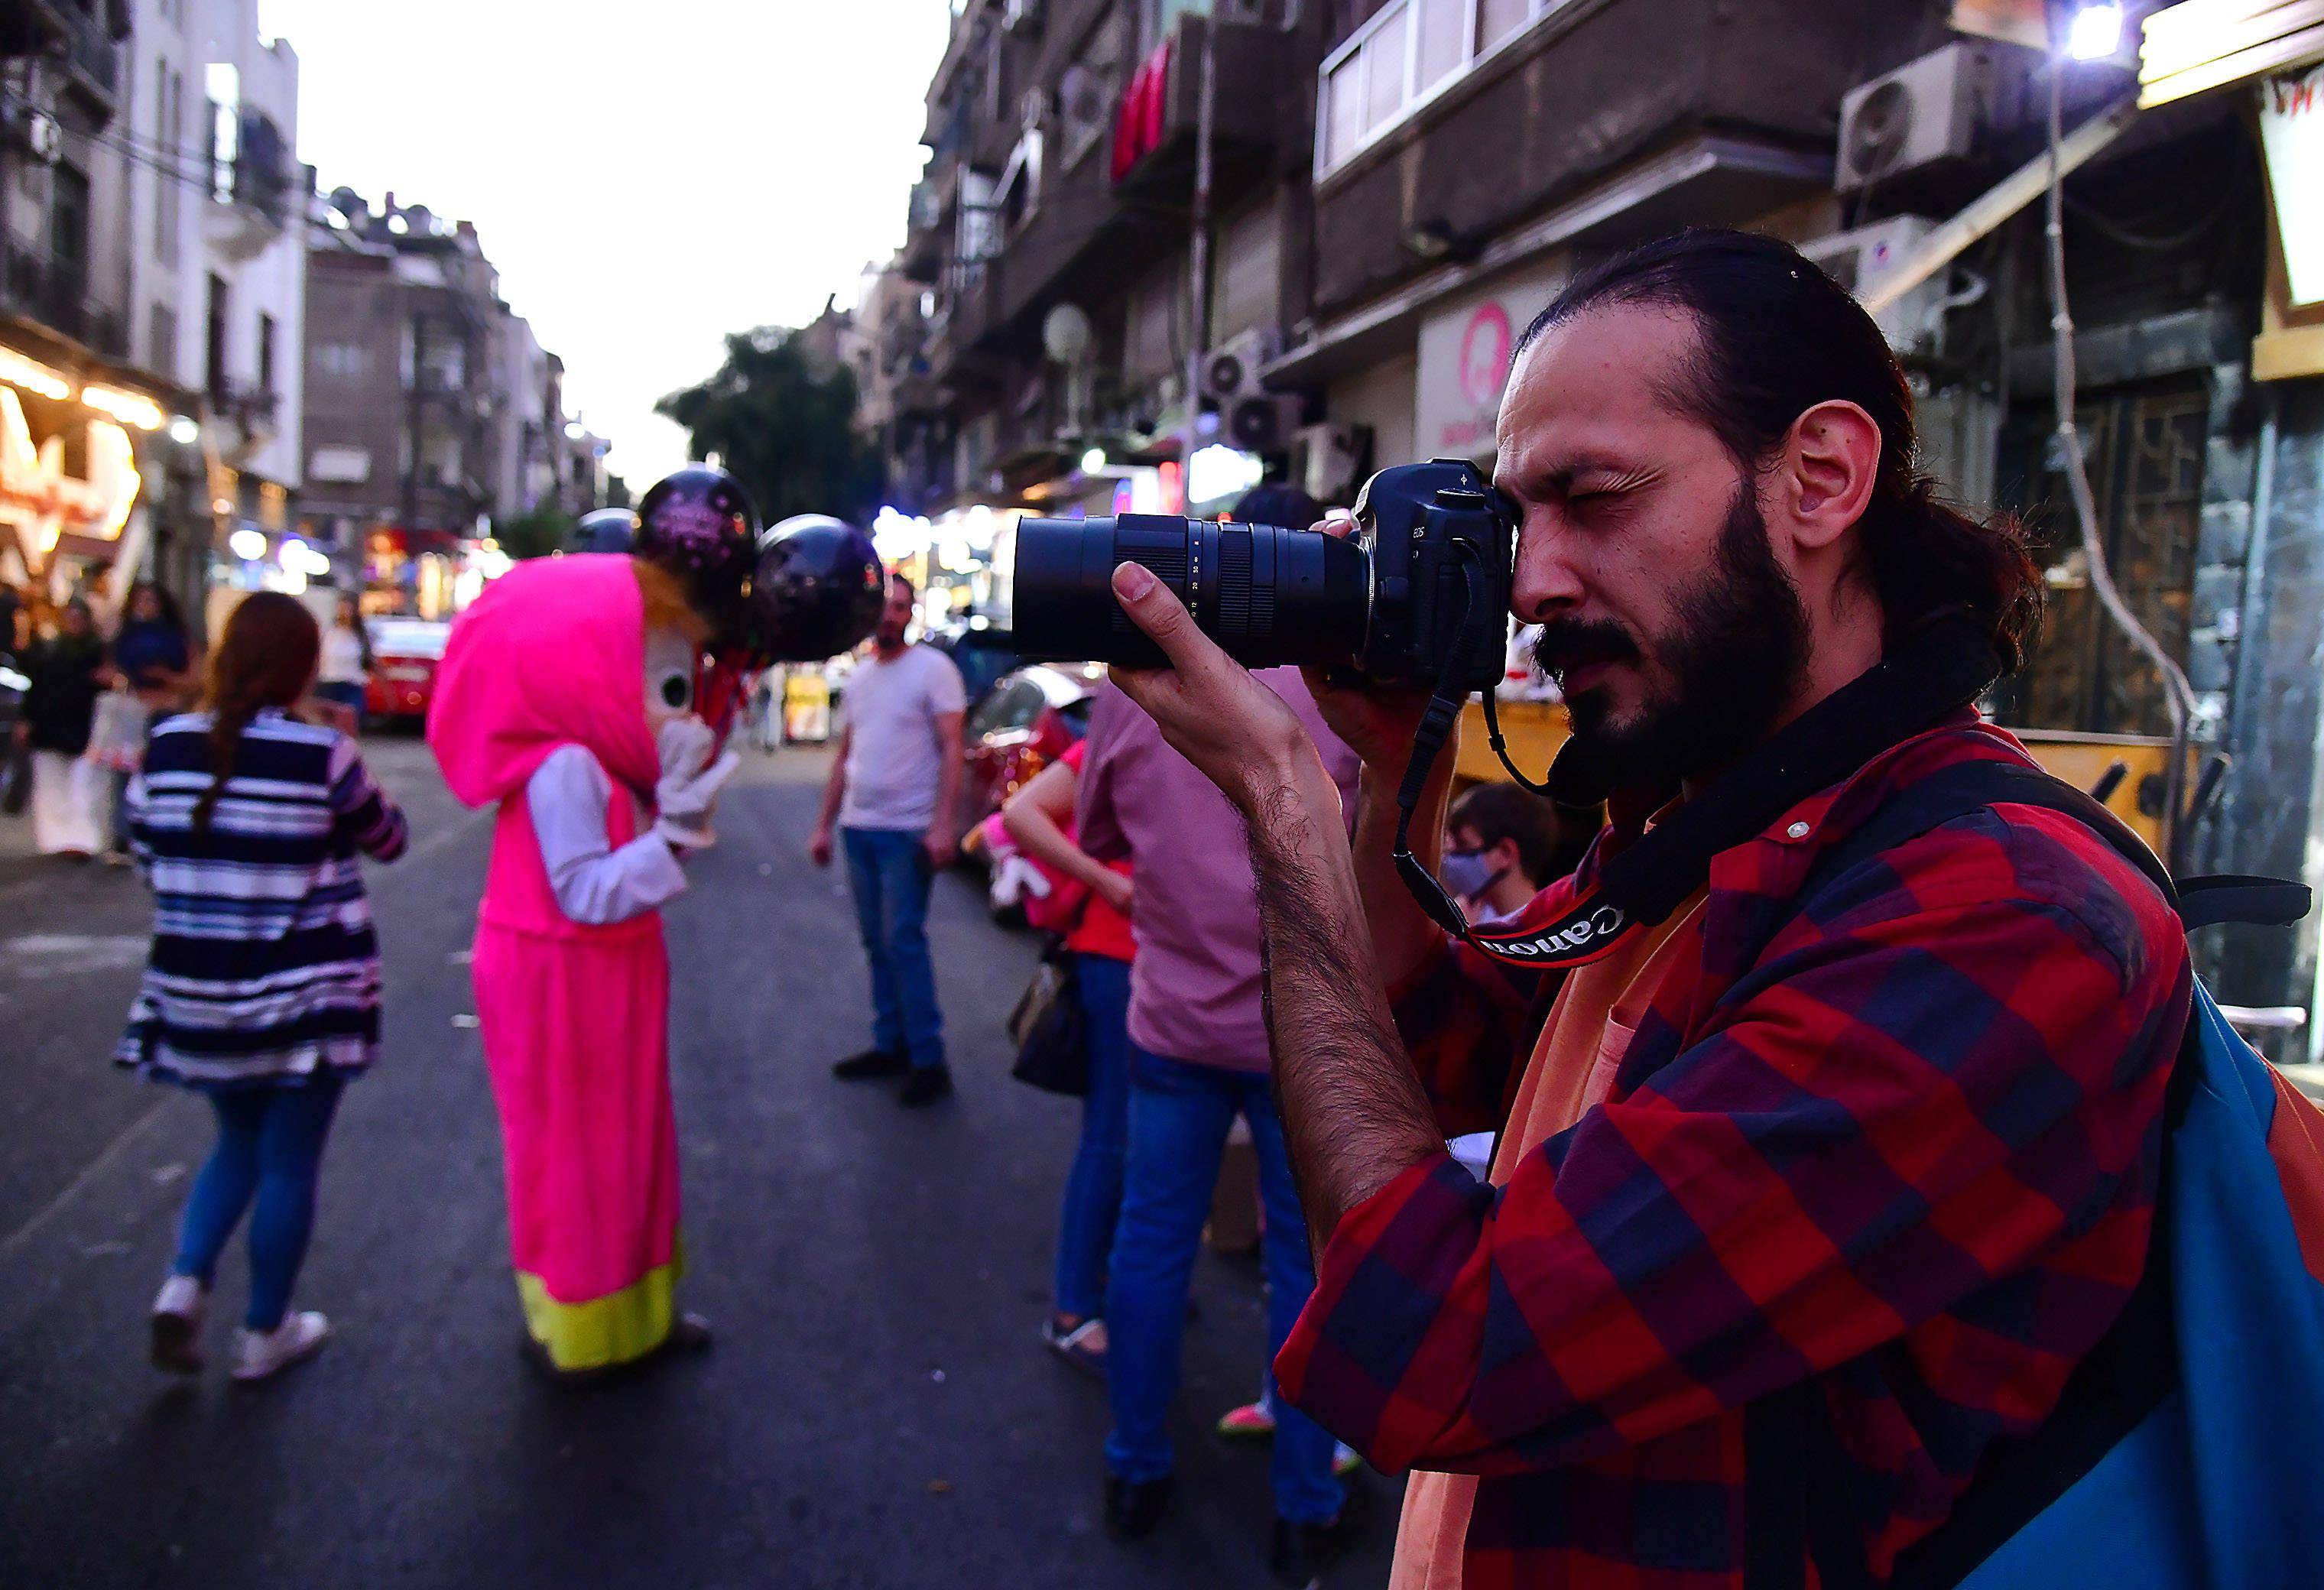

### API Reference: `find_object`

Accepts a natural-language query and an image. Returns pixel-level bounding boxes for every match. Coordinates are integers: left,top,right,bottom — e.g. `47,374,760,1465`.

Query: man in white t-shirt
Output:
810,574,968,1107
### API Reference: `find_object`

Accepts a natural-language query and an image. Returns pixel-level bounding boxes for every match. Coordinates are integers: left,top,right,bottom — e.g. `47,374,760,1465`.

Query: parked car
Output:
925,624,1024,715
955,662,1100,845
364,617,452,725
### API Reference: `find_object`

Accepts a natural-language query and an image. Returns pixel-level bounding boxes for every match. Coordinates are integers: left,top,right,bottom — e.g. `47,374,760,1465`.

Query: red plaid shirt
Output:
1274,719,2192,1587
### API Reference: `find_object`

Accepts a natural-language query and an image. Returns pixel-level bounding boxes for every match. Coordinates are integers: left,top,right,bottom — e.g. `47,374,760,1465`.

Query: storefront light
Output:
0,346,73,402
1186,443,1264,507
80,385,165,432
168,415,201,446
229,527,267,560
1080,446,1108,474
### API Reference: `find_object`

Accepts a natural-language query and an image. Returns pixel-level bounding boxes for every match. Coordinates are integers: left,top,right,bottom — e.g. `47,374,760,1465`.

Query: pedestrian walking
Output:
98,582,195,867
811,573,966,1108
1073,670,1364,1585
428,553,739,1375
313,596,372,727
122,592,409,1382
15,599,111,858
1001,739,1135,1374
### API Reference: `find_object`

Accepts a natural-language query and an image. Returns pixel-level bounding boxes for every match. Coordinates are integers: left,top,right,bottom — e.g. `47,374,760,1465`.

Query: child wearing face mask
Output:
427,554,738,1376
1440,780,1566,927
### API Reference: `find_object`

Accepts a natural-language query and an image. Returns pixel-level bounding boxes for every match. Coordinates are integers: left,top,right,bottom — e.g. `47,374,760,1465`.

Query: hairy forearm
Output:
1353,756,1455,990
1248,763,1449,1251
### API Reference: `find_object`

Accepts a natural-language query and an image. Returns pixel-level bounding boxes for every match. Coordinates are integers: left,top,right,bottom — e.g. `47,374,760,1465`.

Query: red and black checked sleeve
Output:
1281,816,2190,1477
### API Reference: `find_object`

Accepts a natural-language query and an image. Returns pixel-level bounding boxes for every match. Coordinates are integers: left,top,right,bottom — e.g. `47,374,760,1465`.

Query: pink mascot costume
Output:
427,553,734,1373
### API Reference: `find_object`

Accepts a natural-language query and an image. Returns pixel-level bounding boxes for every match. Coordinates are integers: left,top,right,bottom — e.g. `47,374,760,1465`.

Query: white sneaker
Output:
230,1311,330,1382
149,1274,206,1373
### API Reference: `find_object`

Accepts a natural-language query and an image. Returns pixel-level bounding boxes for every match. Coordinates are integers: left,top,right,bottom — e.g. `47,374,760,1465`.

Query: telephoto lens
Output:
1011,513,1370,670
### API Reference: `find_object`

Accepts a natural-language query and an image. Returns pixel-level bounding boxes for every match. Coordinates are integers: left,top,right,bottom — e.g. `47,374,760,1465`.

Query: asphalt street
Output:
0,736,1401,1589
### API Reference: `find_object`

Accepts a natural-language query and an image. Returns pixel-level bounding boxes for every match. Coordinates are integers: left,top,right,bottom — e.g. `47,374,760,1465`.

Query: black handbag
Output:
1008,941,1090,1097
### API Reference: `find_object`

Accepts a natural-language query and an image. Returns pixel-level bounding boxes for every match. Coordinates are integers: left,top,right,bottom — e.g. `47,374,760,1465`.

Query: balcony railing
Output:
0,238,127,357
11,0,125,113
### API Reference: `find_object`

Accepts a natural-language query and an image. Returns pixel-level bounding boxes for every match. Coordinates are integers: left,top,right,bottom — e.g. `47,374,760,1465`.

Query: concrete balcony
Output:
1,0,125,121
1108,15,1284,201
0,237,127,359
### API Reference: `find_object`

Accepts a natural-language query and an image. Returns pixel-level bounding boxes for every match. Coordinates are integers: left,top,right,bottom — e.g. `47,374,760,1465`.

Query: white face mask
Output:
642,628,697,735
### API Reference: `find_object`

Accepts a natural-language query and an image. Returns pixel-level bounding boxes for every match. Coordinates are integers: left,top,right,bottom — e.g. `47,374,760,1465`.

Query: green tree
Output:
494,502,576,561
655,327,883,525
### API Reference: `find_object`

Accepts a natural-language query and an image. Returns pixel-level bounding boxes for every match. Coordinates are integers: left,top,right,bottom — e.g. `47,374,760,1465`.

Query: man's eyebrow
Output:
1504,451,1632,491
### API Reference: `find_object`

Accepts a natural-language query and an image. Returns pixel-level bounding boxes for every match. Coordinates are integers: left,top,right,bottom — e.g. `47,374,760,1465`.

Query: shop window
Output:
1990,378,2206,741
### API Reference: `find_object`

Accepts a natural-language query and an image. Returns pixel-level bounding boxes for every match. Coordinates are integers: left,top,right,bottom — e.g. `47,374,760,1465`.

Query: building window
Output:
258,313,277,393
205,272,228,398
316,340,369,381
1315,0,1568,177
206,62,240,204
150,303,177,380
50,162,91,292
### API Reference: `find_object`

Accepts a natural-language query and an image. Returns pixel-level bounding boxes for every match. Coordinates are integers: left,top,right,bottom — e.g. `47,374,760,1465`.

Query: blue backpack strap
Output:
1743,754,2306,1590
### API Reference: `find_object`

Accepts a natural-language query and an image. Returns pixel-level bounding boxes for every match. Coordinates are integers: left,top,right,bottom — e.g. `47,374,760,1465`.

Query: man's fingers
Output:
1307,511,1358,541
1111,562,1222,673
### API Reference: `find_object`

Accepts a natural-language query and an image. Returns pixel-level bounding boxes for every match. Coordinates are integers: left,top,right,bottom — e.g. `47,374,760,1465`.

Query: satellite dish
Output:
1042,302,1092,366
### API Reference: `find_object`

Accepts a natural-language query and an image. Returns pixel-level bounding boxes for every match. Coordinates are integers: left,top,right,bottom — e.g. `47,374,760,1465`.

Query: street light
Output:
1080,446,1107,474
228,527,266,560
2066,3,2123,60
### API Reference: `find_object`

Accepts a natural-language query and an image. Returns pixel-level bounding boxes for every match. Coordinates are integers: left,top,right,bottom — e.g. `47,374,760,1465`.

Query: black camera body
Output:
1011,456,1514,689
1346,458,1514,691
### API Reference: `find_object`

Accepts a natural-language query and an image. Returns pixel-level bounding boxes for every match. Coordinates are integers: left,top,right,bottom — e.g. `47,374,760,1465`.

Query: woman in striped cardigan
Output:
118,592,409,1383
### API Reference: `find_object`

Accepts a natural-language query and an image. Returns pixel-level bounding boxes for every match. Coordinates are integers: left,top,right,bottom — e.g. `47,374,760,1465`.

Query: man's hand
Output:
809,823,835,868
1106,563,1319,813
923,823,957,869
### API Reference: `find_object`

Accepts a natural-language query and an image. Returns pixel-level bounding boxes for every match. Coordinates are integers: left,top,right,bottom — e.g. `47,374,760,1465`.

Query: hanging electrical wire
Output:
2040,4,2196,866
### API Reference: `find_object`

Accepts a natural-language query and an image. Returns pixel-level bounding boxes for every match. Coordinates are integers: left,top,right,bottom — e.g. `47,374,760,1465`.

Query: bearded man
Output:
1100,231,2192,1588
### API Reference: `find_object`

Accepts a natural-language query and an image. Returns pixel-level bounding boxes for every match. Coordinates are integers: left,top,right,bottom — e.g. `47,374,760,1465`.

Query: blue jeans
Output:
1053,952,1132,1319
1105,1047,1343,1525
842,826,946,1069
171,1076,346,1331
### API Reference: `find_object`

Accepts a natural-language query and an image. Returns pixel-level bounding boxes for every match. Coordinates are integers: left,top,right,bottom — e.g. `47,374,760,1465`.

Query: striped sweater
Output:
117,708,409,1085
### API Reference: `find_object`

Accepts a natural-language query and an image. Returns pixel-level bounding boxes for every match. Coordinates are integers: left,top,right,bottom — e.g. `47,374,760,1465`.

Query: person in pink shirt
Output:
1076,658,1363,1584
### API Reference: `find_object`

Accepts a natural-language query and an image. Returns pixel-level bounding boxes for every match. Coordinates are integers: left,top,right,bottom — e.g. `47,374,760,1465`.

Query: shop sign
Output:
1414,259,1568,461
2261,63,2324,307
0,387,142,574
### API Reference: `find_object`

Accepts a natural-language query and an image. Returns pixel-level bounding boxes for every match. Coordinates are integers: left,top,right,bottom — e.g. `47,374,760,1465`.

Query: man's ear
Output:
1772,399,1881,554
1489,837,1523,873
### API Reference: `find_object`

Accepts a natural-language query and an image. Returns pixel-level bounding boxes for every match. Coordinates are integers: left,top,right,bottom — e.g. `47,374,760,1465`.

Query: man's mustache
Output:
1532,619,1638,680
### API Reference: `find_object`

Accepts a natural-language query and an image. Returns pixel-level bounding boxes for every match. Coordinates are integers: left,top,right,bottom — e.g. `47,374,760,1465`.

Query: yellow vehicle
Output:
1456,699,2177,852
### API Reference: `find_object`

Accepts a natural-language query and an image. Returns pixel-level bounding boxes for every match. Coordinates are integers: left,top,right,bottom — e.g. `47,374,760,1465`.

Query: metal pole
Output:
1180,12,1219,497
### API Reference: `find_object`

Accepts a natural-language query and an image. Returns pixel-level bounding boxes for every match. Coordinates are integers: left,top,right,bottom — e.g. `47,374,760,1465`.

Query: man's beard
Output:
875,621,907,648
1536,483,1811,793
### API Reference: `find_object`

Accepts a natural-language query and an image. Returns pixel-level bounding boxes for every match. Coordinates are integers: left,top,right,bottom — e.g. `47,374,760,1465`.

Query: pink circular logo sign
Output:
1458,302,1514,411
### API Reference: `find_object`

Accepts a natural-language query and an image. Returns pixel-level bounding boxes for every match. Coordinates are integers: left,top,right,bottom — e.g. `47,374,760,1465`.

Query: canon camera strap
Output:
1391,608,2004,972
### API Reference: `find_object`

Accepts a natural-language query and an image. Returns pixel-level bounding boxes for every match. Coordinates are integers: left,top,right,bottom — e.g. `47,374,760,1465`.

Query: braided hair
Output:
192,592,322,836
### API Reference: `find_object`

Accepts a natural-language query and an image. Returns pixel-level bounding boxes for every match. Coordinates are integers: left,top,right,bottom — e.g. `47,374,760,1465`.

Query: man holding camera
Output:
1099,231,2191,1586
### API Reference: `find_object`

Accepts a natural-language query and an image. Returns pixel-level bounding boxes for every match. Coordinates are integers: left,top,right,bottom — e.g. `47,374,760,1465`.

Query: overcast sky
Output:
258,0,953,488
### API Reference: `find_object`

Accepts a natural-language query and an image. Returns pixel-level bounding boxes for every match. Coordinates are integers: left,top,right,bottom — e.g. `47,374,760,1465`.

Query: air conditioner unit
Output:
1290,423,1368,504
1835,41,2032,193
1200,327,1280,405
1223,393,1303,455
1800,216,1947,355
1,102,61,165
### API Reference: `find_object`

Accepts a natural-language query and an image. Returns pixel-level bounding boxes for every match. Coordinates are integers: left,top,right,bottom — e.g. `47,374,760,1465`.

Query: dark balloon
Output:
566,508,638,555
745,514,884,663
636,466,757,640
